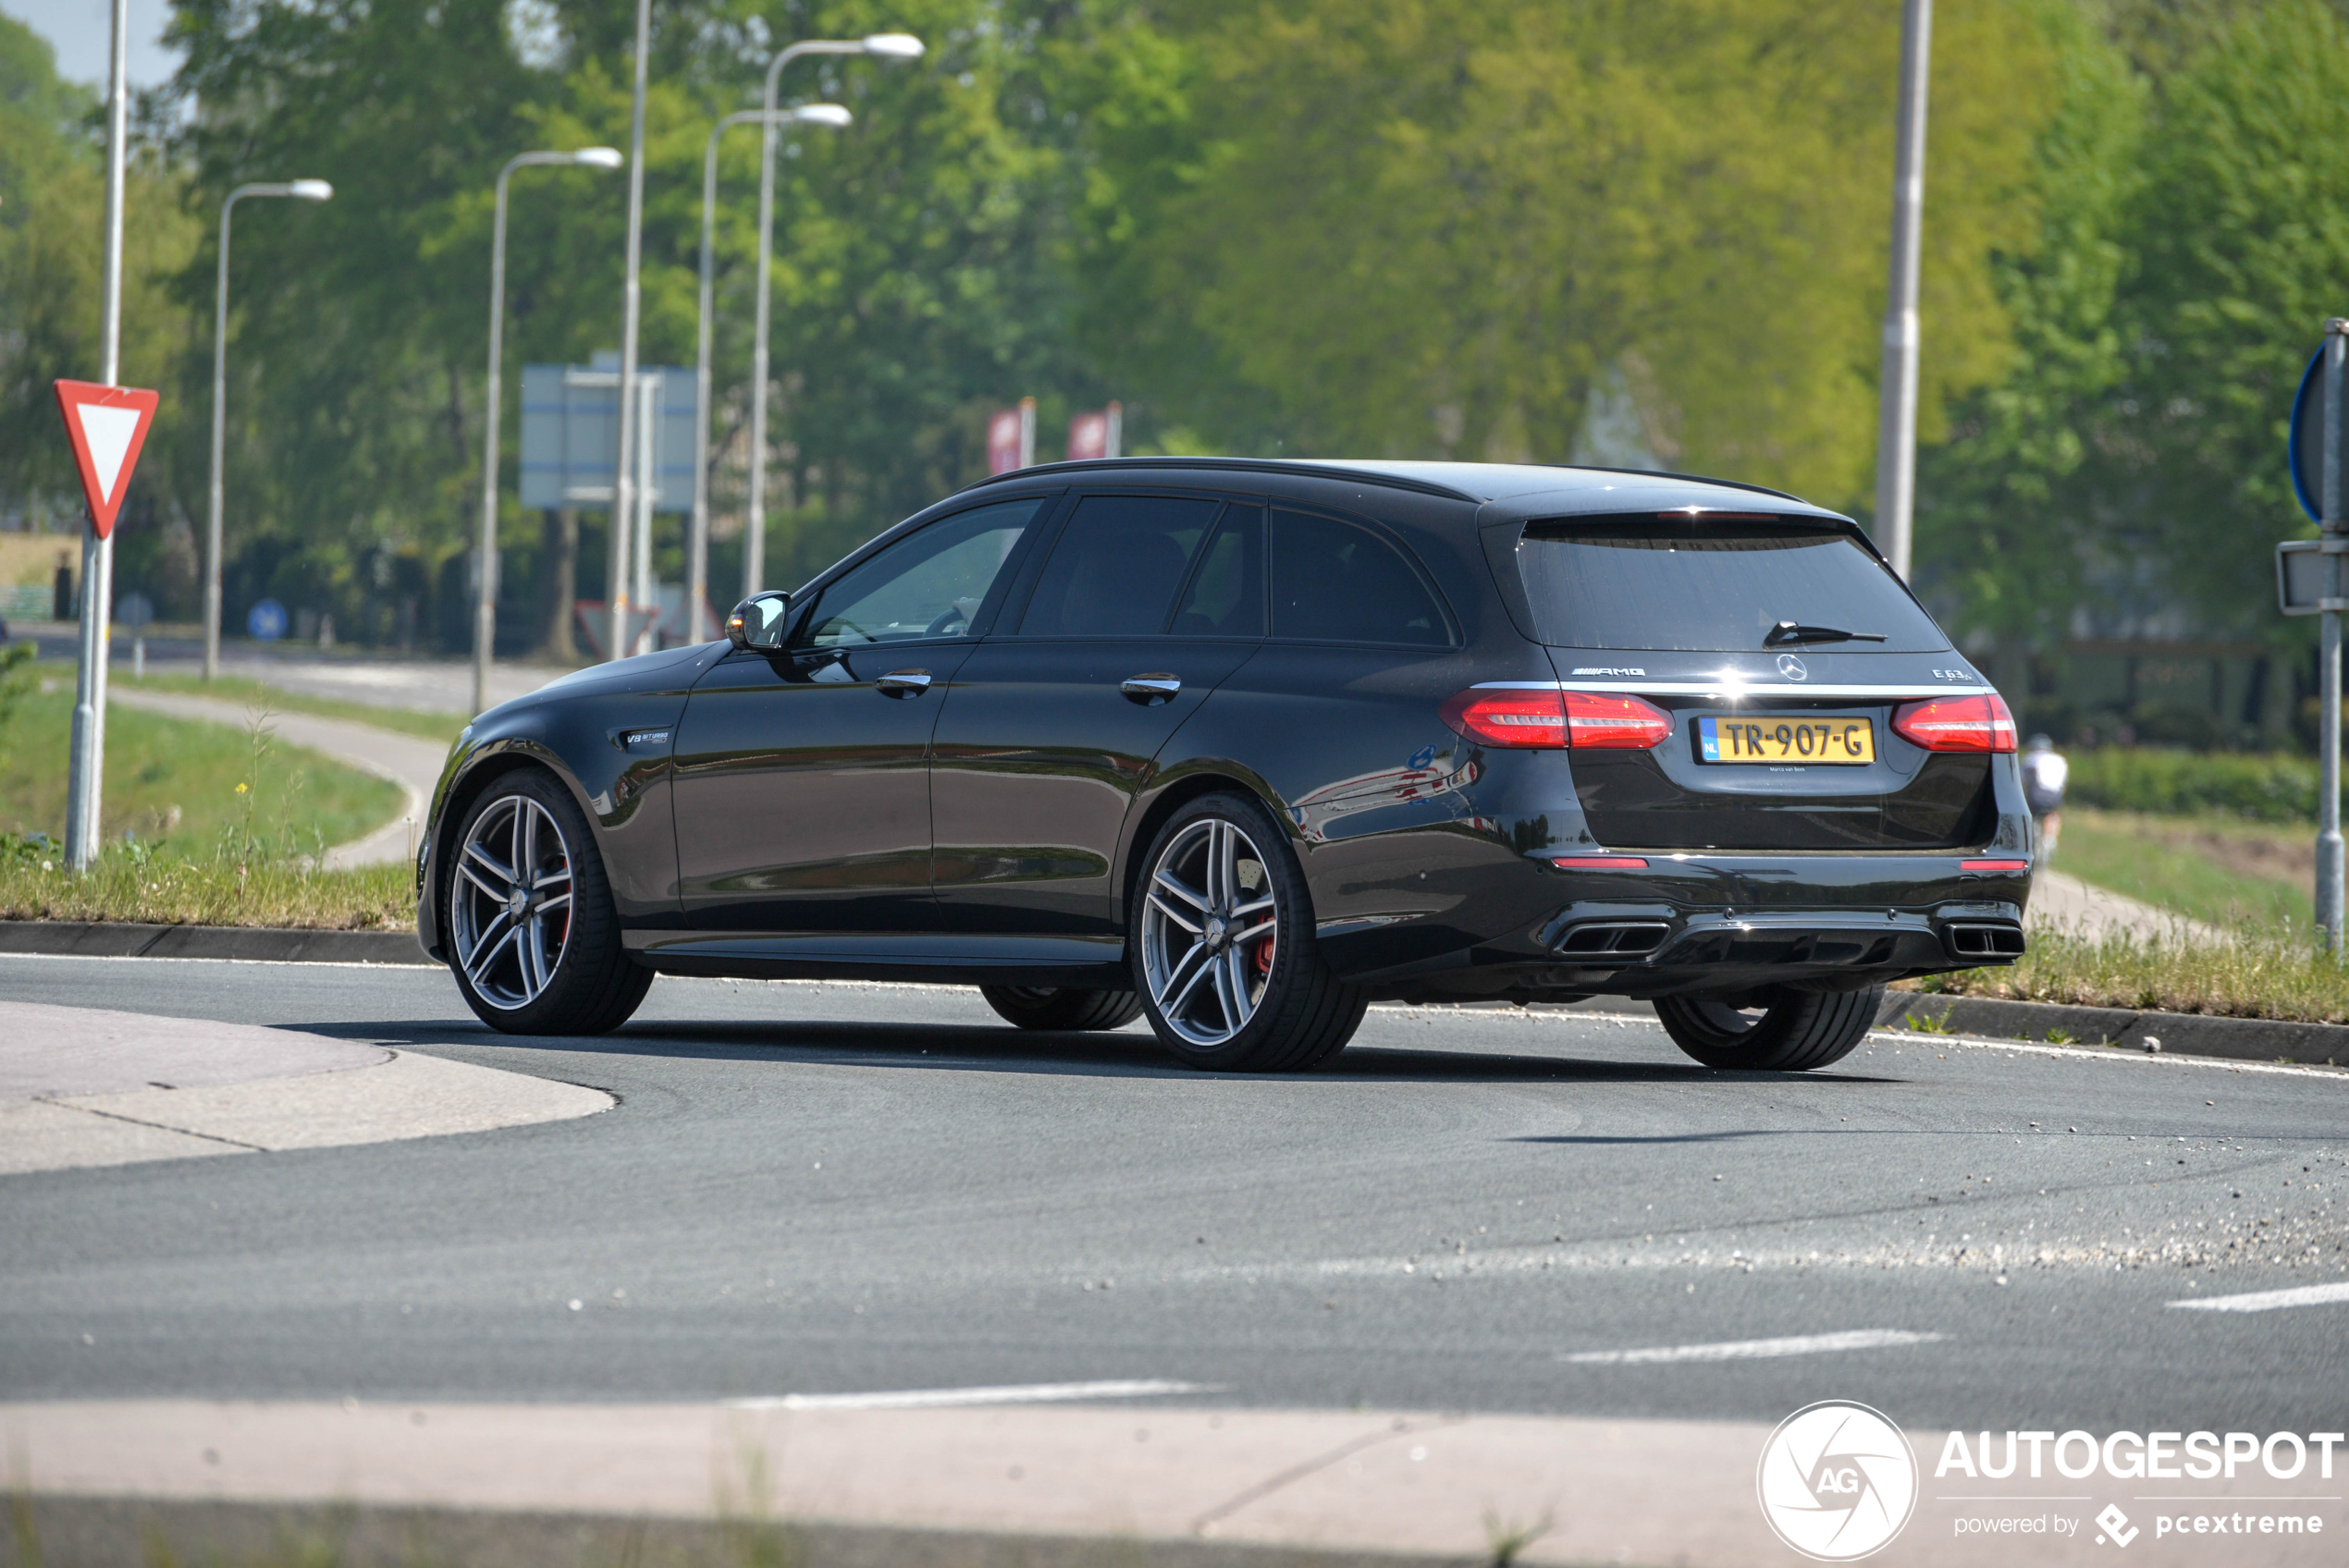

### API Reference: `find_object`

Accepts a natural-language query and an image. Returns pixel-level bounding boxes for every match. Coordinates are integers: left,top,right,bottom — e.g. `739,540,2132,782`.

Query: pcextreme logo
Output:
1757,1401,1920,1561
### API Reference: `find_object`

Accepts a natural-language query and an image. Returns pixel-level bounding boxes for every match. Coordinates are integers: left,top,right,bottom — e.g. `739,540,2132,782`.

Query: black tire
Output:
1129,791,1367,1072
1654,984,1882,1071
979,985,1145,1032
445,768,652,1036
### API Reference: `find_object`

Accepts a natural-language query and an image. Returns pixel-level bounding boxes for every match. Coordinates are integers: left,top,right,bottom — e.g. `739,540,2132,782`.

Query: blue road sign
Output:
2290,345,2332,521
247,598,288,641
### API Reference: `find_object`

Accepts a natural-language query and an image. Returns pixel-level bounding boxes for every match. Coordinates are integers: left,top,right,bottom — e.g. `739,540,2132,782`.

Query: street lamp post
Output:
203,178,332,682
744,31,923,601
693,105,850,640
473,147,623,716
1871,0,1931,581
607,0,654,666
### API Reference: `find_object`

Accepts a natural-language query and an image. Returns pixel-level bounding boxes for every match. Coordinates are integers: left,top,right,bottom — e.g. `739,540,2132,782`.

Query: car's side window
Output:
1170,504,1265,638
1016,495,1222,637
798,498,1043,649
1271,509,1453,646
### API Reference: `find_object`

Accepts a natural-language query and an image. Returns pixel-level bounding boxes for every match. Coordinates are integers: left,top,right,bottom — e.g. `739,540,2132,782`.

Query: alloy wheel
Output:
450,792,574,1011
1140,816,1278,1047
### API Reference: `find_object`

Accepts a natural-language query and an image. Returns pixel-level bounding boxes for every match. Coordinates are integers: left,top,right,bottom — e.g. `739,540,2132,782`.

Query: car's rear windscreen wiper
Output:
1765,620,1887,647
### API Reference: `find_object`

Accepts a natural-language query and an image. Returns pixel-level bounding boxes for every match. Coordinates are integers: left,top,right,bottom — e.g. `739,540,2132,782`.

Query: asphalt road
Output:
2,956,2343,1437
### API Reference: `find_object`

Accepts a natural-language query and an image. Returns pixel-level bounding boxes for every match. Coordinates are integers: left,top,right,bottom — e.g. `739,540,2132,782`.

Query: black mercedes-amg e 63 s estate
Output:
416,459,2031,1072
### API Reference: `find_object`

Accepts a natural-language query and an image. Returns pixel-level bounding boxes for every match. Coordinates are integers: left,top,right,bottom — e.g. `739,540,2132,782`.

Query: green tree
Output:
2110,0,2349,637
1914,3,2146,647
1078,0,2055,508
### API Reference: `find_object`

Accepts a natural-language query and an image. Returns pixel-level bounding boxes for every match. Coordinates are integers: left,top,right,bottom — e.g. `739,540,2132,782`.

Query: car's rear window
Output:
1513,516,1949,653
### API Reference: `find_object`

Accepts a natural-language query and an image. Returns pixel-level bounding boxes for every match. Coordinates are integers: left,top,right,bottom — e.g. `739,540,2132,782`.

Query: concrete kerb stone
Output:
0,920,430,965
1873,991,2349,1068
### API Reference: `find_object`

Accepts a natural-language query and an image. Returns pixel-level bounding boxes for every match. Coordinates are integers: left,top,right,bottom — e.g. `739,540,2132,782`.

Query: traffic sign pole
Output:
65,0,131,874
2322,321,2347,951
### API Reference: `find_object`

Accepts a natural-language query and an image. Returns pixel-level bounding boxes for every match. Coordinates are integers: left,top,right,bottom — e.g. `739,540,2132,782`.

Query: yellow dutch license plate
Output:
1696,715,1875,765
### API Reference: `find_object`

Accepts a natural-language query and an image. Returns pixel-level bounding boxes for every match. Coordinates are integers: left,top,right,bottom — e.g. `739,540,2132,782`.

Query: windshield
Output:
1512,517,1949,653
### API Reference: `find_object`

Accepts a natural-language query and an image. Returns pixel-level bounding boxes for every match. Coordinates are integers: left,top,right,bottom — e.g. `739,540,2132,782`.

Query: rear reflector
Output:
1890,692,2018,753
1550,856,1650,869
1960,859,2030,871
1441,690,1672,750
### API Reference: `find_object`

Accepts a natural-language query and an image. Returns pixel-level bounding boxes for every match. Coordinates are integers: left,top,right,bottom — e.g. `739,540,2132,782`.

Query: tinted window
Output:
1171,505,1265,637
801,498,1040,648
1018,495,1219,636
1271,510,1451,645
1515,517,1949,652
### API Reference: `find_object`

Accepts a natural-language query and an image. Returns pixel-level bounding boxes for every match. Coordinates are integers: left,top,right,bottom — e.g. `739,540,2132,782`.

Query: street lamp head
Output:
861,32,925,59
287,179,333,201
572,147,624,169
790,104,854,129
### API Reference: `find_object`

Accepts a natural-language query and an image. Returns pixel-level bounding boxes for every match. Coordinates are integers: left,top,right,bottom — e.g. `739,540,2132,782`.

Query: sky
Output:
9,0,183,91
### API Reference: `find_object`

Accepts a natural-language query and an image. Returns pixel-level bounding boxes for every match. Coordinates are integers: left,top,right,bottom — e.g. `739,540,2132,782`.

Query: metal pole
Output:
745,35,917,601
695,109,842,640
609,0,653,664
475,160,521,717
2319,320,2346,949
65,0,130,871
474,150,617,712
1872,0,1931,581
633,371,656,654
203,180,327,684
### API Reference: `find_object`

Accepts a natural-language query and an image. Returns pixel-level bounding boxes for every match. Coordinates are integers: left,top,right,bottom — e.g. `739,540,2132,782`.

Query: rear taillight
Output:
1440,690,1672,750
1891,693,2017,753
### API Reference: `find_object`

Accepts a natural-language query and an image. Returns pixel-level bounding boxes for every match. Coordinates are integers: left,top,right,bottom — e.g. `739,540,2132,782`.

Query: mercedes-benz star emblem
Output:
1777,654,1809,681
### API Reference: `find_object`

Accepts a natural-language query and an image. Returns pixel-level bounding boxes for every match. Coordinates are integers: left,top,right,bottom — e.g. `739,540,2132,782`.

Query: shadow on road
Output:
290,1015,1900,1087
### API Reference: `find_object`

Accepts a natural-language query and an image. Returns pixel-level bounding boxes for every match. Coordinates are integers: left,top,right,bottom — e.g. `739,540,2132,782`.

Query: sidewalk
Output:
3,1396,2325,1567
2028,868,2228,946
0,1000,609,1175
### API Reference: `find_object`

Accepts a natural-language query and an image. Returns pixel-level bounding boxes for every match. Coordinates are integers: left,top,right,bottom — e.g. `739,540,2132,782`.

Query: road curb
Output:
0,920,429,965
1875,990,2348,1066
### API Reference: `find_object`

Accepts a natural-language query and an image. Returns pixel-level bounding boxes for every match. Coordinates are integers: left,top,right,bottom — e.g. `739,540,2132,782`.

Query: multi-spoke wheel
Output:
1131,792,1365,1072
1654,984,1882,1071
444,770,651,1035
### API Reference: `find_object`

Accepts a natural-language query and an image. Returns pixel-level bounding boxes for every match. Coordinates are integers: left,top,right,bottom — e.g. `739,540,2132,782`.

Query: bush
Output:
2064,748,2320,823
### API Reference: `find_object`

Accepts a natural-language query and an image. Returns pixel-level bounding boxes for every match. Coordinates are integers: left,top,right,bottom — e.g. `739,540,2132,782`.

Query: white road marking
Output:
2166,1280,2349,1314
1561,1329,1943,1365
723,1378,1212,1412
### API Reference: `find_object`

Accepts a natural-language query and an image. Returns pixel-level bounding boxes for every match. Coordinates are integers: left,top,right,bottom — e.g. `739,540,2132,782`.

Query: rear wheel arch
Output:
1117,766,1297,933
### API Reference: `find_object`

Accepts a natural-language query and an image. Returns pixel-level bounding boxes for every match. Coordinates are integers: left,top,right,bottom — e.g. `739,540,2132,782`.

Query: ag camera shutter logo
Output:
1757,1401,1918,1560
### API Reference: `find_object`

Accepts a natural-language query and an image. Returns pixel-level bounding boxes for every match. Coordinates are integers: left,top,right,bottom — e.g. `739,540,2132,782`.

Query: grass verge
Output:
2,685,401,851
2054,808,2313,930
1913,924,2349,1025
115,670,467,743
0,852,413,929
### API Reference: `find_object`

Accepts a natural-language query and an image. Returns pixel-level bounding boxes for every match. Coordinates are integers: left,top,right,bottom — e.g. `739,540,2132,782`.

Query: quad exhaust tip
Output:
1944,923,2026,960
1556,922,1671,957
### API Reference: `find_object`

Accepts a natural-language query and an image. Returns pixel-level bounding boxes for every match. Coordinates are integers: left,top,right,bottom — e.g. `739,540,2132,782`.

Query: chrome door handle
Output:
1121,673,1181,704
876,668,933,696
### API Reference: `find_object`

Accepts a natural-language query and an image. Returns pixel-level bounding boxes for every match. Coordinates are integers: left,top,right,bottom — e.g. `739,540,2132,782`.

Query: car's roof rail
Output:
953,456,1809,508
953,458,1480,502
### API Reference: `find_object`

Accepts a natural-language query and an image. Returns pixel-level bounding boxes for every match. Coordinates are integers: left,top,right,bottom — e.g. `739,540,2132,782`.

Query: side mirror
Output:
727,591,792,651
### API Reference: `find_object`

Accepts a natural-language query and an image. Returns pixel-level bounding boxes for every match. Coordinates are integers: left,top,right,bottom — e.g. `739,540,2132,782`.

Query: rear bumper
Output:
1327,851,2031,1000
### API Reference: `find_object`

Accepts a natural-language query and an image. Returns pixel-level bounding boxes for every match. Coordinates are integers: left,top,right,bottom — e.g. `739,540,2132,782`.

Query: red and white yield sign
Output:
54,379,160,539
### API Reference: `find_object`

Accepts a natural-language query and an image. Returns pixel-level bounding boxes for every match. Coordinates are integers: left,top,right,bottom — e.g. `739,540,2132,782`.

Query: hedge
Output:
2061,748,2322,824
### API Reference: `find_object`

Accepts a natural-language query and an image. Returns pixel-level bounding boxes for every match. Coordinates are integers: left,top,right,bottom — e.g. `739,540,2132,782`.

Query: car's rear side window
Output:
1171,505,1265,637
1272,510,1452,646
1515,516,1949,653
1018,495,1221,636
